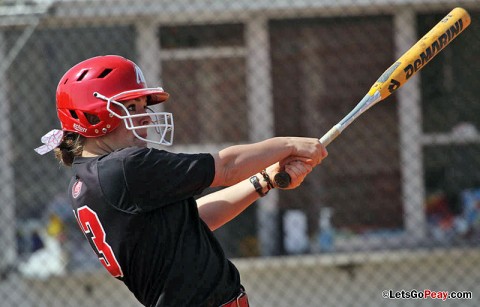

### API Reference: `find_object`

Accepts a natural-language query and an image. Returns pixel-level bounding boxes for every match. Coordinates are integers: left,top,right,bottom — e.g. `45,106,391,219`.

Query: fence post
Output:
246,15,281,256
0,31,17,271
395,9,427,243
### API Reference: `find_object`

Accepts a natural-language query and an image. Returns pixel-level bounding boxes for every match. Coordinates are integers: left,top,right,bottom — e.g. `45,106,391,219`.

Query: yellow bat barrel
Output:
368,7,471,99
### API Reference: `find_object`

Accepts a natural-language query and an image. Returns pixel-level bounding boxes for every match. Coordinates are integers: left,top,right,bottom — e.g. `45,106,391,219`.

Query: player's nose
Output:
139,113,152,126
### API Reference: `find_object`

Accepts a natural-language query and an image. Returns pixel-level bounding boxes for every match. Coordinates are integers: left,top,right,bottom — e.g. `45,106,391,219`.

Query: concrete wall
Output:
1,247,477,306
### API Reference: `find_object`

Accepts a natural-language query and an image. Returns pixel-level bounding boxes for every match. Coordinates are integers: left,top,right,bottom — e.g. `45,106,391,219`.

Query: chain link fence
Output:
0,1,479,306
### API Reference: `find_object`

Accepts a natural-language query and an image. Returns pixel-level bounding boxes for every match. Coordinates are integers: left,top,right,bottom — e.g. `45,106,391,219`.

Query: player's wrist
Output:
260,169,275,191
250,170,275,197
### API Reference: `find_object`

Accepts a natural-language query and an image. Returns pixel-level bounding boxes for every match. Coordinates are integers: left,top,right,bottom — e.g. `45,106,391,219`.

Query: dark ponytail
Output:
54,132,85,167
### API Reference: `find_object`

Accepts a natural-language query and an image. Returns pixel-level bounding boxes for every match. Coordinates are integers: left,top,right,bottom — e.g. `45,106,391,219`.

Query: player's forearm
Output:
210,137,320,187
197,174,269,231
211,138,291,187
199,160,315,230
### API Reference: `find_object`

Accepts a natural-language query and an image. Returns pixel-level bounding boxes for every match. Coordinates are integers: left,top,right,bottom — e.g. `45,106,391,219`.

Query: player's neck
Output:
82,138,115,157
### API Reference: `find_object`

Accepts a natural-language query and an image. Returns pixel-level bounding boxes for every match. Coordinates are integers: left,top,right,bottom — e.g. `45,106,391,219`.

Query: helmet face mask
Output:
55,55,173,146
94,91,174,146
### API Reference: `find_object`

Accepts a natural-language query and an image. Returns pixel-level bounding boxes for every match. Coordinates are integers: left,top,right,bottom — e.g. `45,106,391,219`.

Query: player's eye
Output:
126,104,136,112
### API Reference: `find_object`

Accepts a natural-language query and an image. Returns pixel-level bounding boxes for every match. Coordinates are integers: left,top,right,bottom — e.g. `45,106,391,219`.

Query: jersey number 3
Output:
75,206,124,278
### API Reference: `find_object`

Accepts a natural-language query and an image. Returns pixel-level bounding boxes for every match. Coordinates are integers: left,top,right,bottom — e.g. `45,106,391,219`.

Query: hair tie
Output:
34,129,64,155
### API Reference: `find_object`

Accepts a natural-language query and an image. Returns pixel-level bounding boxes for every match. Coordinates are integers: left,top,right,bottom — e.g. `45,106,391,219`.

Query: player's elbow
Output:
210,153,239,187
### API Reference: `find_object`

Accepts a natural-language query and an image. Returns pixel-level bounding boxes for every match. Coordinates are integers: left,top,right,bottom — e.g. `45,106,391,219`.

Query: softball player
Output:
35,55,327,306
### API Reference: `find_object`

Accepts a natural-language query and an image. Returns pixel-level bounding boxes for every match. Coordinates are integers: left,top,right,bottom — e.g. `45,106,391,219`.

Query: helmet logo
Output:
73,123,87,133
134,65,146,85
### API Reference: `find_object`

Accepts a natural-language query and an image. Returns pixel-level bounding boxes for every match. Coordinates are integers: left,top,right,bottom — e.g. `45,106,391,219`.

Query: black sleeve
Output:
123,147,215,211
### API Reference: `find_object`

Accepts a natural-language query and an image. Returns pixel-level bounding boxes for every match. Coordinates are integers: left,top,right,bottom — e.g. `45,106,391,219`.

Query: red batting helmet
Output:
56,55,171,141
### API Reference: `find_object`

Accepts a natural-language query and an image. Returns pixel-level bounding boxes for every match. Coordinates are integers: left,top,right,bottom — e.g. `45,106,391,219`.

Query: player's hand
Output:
283,160,313,189
267,158,314,190
287,137,328,166
271,142,327,189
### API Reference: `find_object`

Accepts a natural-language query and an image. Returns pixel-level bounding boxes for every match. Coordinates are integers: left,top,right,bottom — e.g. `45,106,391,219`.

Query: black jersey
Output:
68,147,241,307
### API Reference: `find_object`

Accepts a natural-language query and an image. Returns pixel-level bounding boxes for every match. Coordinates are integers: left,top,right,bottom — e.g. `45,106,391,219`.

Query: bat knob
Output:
274,172,291,189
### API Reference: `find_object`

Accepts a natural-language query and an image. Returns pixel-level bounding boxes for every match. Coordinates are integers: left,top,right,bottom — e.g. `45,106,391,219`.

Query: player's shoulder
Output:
96,147,161,180
107,146,212,166
95,147,150,170
108,146,172,165
111,146,149,157
106,146,159,160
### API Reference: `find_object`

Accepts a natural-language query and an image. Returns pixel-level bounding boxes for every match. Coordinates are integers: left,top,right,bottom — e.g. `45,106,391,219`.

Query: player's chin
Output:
131,131,149,146
133,138,148,147
125,134,146,147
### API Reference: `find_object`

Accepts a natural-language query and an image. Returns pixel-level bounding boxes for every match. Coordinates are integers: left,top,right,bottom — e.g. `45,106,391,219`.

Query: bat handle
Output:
319,124,342,147
273,172,292,189
273,125,342,189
